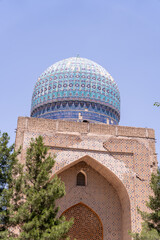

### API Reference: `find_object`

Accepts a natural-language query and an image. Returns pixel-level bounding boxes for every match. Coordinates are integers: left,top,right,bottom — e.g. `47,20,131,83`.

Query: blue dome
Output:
31,57,120,124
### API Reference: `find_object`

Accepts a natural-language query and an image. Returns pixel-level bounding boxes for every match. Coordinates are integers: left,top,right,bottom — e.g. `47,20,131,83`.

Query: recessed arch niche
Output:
62,202,103,240
54,155,131,240
76,170,87,186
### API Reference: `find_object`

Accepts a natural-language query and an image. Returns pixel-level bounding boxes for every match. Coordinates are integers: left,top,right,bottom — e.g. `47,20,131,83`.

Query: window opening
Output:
77,172,86,186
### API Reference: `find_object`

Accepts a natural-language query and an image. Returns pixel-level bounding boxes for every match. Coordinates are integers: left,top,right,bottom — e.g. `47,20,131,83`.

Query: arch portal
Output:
55,155,131,240
62,202,103,240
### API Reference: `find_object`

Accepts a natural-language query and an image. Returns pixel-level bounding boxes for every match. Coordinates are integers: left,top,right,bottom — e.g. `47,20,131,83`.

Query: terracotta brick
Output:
117,126,146,138
89,123,116,135
58,120,88,134
15,117,157,240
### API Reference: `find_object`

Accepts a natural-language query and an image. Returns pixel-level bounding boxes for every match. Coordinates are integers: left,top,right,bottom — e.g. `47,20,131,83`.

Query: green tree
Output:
154,102,160,107
0,136,73,240
131,168,160,240
0,132,19,226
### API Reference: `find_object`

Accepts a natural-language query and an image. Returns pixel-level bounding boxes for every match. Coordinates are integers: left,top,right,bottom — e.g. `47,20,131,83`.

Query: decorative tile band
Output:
31,100,120,124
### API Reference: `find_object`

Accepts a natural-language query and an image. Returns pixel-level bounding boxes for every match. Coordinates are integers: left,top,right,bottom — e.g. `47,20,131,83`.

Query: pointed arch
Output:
53,155,131,240
61,202,103,240
77,170,87,186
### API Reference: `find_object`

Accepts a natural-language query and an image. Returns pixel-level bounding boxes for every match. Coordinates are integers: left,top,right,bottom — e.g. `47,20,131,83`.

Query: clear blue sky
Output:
0,0,160,164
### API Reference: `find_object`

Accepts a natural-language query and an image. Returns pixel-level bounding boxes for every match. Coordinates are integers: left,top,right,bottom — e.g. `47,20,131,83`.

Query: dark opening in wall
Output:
77,172,86,186
83,120,89,123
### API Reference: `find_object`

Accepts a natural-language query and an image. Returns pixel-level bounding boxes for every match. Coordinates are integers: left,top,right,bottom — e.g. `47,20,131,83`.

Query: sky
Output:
0,0,160,164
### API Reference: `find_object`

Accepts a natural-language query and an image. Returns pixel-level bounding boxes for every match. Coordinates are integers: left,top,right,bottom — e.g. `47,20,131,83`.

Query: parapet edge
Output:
16,117,155,139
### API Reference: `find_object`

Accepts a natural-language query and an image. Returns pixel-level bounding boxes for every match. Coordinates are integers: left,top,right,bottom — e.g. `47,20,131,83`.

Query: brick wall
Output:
15,117,157,240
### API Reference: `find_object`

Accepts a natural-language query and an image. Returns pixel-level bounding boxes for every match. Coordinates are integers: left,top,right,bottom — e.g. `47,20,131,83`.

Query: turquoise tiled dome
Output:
31,57,120,124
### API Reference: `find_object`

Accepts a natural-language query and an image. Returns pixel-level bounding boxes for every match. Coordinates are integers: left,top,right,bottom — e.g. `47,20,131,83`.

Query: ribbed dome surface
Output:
31,57,120,124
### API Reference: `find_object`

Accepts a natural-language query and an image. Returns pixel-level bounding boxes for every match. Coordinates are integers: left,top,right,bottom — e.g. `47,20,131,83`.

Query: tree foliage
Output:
0,132,19,226
0,135,73,240
154,102,160,107
131,168,160,240
0,132,15,195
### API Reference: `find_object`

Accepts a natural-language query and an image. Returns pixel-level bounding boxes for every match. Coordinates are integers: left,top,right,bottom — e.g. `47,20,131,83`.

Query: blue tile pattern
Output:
31,57,120,124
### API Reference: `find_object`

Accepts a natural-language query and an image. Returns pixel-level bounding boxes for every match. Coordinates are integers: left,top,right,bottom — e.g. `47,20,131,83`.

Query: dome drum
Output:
31,100,120,124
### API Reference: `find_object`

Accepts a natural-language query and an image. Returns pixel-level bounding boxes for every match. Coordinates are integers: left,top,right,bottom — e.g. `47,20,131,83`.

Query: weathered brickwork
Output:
58,162,122,240
15,117,157,240
63,203,103,240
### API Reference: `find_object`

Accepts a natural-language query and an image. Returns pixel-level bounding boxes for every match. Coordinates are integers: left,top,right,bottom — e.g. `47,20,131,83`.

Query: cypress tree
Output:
0,135,73,240
0,132,19,227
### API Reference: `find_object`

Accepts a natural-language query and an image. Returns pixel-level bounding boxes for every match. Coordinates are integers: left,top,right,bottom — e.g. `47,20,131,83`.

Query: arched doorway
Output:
62,202,103,240
54,156,131,240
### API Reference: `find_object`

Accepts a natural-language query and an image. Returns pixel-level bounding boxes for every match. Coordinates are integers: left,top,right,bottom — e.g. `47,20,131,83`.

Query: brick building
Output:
15,57,158,240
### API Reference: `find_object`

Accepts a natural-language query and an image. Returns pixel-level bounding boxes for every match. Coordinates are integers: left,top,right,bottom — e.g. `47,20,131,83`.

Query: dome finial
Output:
76,54,80,58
